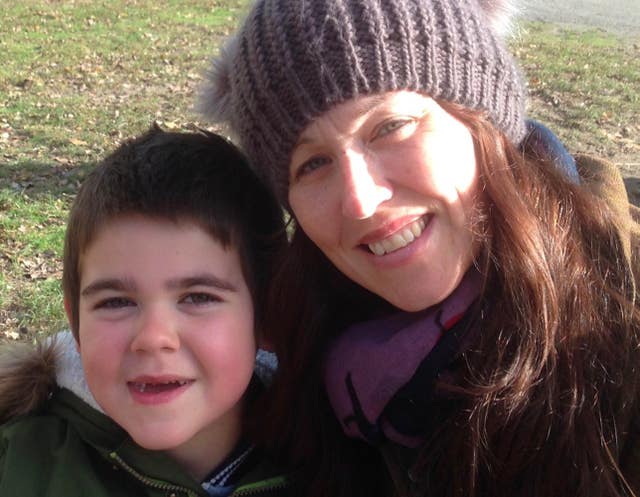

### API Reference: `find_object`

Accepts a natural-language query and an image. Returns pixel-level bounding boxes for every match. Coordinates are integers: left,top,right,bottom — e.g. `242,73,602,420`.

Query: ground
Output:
522,0,640,203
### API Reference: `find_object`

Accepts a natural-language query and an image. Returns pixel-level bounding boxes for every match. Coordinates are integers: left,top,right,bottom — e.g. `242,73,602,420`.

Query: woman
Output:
200,0,640,496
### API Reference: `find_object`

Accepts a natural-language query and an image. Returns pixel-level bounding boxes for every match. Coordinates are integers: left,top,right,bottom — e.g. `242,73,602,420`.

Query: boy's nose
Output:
339,149,392,219
130,307,180,353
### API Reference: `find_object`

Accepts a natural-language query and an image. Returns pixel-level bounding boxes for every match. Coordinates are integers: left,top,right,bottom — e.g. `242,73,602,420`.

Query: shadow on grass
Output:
624,177,640,207
0,159,95,199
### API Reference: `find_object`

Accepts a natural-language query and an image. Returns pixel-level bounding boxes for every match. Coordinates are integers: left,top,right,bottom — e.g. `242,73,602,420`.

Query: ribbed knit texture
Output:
200,0,527,201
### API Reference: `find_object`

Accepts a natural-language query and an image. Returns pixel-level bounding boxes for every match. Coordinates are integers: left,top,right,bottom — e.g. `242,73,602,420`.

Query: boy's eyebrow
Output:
80,274,237,297
81,278,136,297
166,274,237,292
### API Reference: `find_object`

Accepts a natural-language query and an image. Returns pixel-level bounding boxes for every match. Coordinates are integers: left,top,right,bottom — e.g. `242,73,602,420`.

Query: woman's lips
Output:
365,215,430,255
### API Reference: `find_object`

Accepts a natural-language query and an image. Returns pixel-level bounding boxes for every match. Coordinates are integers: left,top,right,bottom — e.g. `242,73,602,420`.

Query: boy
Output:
0,126,289,497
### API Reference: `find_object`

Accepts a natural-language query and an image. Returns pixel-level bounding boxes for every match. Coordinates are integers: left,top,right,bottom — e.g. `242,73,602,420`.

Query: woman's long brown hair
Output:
256,102,640,497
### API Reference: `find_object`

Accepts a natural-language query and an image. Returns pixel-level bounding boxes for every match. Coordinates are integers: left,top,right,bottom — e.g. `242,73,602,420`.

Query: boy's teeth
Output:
368,217,426,256
132,380,190,393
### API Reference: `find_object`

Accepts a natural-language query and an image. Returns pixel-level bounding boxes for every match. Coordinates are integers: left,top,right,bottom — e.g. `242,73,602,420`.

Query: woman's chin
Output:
373,267,472,312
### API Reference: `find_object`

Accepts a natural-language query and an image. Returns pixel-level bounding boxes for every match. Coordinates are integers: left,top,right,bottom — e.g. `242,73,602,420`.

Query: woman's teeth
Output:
368,217,426,256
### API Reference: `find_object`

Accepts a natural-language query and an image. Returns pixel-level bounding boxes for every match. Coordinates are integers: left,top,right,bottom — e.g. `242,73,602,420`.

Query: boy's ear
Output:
63,298,72,324
63,298,80,351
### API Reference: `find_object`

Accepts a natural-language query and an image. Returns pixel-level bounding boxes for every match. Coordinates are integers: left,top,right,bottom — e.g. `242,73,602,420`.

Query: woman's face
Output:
288,91,479,312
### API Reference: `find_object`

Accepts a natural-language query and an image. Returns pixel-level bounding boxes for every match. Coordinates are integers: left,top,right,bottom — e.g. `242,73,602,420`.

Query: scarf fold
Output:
324,269,481,447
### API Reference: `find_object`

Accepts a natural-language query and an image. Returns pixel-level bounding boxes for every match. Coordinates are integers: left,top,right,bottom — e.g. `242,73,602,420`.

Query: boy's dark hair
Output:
63,125,286,338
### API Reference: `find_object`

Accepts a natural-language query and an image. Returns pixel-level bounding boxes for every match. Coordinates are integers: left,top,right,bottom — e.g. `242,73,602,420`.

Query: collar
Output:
201,442,256,496
523,120,579,183
51,331,103,413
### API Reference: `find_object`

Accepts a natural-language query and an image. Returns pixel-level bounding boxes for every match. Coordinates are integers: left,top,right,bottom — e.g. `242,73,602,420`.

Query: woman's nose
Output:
130,306,180,353
339,149,392,219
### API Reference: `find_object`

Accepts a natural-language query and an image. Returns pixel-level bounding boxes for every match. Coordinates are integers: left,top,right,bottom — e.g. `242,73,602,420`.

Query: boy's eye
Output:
293,155,332,181
95,297,135,310
181,293,222,305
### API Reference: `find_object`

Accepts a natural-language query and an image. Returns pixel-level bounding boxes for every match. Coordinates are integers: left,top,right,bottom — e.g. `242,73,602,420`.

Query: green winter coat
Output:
0,338,289,497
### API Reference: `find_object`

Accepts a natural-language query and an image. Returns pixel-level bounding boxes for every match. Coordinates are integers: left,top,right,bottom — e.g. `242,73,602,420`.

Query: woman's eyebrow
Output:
351,94,388,115
295,95,390,148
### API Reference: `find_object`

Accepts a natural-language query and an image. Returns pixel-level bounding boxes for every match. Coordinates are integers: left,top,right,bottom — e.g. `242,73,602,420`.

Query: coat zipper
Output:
109,451,200,497
231,475,288,496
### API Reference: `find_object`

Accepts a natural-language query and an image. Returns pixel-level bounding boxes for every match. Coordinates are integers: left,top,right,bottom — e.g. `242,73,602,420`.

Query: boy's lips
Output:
127,376,195,404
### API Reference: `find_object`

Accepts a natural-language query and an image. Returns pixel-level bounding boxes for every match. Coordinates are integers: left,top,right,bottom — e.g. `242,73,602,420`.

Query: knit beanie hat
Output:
199,0,527,201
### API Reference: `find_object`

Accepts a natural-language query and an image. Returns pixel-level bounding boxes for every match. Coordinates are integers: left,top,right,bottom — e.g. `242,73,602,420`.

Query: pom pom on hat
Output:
197,34,239,126
477,0,520,37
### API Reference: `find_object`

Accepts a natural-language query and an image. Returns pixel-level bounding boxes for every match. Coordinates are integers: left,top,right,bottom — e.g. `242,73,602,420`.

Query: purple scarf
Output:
324,270,481,447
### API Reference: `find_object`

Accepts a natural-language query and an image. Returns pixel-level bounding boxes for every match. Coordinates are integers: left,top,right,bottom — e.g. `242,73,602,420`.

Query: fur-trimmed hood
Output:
0,332,101,425
0,332,278,427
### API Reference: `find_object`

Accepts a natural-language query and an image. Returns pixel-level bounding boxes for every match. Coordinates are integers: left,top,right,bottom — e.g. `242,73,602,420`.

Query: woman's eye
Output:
373,118,414,140
181,293,221,305
96,297,135,310
293,155,331,180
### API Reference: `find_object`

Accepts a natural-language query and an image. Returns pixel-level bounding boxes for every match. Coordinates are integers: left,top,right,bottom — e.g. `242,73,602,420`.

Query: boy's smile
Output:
127,376,195,404
73,215,256,480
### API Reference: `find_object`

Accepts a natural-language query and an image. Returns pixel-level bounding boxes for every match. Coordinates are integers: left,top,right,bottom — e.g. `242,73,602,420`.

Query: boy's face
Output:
73,215,255,474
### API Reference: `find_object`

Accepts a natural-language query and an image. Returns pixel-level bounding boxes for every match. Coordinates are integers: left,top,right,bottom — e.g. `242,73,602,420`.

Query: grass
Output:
1,2,639,339
513,23,640,164
1,0,250,339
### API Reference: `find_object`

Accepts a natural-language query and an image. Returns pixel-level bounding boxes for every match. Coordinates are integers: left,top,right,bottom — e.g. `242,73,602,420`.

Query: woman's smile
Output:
364,215,429,256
